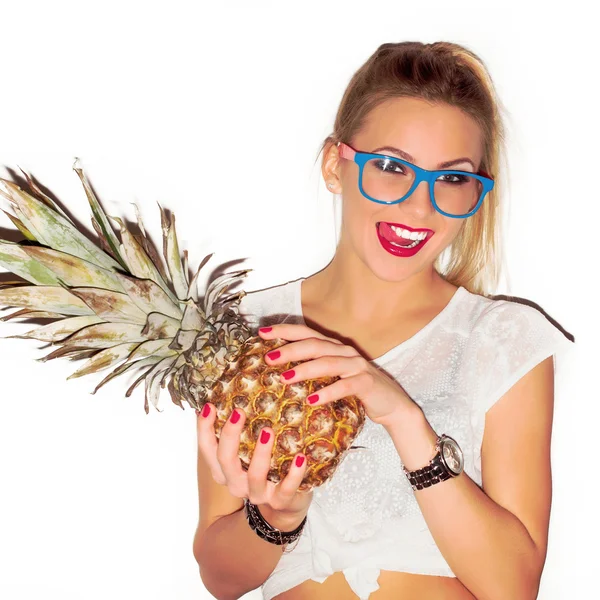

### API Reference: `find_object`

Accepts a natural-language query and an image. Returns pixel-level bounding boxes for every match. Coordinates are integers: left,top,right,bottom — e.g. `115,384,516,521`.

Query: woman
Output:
194,41,572,600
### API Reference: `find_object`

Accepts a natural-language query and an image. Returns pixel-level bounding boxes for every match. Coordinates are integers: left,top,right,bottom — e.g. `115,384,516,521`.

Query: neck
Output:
308,254,447,325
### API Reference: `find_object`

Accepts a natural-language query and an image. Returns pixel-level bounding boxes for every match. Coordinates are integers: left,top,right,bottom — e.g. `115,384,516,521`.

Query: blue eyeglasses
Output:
337,142,495,219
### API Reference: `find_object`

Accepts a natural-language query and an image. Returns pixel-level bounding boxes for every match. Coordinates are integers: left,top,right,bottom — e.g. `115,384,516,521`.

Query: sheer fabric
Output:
236,277,573,600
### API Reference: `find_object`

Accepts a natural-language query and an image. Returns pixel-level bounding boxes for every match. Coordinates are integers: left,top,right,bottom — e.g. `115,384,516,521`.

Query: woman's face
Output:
324,97,484,283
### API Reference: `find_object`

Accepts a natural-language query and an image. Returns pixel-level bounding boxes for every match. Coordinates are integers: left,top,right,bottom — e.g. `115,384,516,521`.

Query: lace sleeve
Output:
468,300,574,480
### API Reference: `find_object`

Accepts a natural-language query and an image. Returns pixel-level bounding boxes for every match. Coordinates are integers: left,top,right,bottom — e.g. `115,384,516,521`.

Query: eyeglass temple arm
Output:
337,141,354,161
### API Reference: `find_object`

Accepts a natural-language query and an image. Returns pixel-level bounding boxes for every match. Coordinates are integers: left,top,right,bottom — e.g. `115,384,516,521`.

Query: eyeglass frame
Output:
336,141,495,219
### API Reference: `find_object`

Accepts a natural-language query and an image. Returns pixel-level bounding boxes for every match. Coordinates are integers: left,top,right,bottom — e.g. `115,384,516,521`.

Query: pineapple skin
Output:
171,335,366,491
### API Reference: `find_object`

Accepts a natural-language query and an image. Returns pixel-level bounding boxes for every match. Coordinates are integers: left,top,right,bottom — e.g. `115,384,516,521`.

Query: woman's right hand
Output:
196,403,313,527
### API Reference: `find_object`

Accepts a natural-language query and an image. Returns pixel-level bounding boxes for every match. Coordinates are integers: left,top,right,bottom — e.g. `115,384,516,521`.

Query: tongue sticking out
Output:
378,222,417,246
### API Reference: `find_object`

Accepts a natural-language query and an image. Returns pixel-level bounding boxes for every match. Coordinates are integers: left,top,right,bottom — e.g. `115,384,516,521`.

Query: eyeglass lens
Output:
361,157,482,216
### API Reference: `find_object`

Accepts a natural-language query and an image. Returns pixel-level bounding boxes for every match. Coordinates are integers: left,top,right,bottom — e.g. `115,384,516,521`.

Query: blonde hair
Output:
315,41,509,298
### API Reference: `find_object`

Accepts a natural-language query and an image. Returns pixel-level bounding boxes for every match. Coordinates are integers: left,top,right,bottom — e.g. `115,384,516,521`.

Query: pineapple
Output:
0,160,365,491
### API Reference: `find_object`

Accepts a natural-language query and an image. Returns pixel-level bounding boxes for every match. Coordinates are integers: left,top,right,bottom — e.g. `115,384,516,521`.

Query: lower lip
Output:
376,223,432,257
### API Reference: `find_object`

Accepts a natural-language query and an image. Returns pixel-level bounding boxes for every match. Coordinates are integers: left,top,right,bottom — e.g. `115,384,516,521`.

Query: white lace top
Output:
237,276,573,600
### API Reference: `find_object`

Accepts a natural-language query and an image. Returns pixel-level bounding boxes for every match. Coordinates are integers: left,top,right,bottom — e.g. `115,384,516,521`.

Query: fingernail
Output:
307,394,319,404
281,369,295,380
201,404,211,418
230,409,240,424
259,327,272,333
266,350,280,361
260,430,270,444
295,455,305,467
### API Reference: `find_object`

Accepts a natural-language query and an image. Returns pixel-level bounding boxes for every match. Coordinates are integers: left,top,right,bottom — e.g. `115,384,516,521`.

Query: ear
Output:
321,141,342,193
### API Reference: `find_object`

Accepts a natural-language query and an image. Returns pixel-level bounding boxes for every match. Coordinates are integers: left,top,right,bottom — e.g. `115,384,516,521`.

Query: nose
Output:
398,179,435,215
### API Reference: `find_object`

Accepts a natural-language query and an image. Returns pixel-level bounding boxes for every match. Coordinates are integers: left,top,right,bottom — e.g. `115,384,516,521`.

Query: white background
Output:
0,1,595,599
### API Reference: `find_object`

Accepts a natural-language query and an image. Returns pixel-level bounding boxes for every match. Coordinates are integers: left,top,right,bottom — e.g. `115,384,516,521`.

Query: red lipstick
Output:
376,221,434,258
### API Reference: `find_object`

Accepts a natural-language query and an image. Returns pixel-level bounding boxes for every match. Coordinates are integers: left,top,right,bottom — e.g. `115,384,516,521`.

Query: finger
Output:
258,323,345,346
245,426,276,505
196,403,227,485
276,354,368,386
216,408,249,498
297,371,373,406
264,337,359,366
272,453,309,510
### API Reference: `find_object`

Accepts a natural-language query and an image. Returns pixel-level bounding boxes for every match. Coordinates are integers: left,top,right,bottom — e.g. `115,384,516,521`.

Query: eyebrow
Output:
370,146,476,171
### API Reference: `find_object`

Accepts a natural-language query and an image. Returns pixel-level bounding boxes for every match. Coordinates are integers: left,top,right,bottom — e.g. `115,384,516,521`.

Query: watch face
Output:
441,437,464,475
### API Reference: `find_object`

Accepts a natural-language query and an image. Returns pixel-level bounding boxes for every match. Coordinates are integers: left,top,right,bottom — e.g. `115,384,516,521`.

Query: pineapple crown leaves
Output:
0,158,253,413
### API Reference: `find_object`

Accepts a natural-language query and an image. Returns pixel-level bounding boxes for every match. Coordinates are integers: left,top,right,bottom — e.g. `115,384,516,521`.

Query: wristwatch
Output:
402,434,464,491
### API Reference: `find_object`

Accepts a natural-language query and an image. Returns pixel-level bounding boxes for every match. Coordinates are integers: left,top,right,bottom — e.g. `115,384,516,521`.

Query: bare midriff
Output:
272,569,477,599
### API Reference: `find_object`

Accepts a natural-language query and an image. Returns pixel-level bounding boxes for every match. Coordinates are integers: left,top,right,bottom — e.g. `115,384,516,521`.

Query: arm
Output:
193,397,313,599
194,502,308,600
386,355,555,600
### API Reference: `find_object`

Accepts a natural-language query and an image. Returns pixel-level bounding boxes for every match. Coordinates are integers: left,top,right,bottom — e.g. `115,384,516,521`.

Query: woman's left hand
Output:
258,323,420,430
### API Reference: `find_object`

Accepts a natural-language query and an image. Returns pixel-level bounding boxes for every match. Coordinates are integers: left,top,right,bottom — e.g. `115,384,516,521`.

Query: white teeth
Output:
389,238,422,249
389,225,428,241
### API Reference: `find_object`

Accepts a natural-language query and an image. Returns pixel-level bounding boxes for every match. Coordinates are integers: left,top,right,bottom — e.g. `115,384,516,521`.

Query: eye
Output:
372,158,406,174
437,173,470,184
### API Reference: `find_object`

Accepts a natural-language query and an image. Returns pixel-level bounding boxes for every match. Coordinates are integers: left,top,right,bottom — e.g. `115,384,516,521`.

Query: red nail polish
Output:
295,455,305,467
230,409,240,424
201,404,210,417
266,350,280,360
260,430,270,444
307,394,319,404
259,327,273,333
282,370,295,380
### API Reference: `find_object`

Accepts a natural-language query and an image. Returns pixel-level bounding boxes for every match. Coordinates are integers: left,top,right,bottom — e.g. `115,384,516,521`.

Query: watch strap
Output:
404,451,453,490
402,434,457,491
